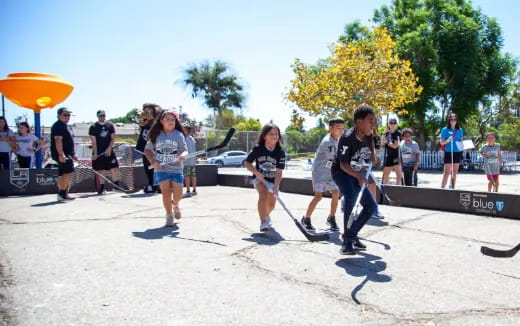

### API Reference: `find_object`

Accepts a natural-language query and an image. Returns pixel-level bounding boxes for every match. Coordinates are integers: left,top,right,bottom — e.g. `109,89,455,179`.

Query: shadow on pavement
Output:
132,225,179,239
243,228,285,245
336,252,391,305
31,201,66,207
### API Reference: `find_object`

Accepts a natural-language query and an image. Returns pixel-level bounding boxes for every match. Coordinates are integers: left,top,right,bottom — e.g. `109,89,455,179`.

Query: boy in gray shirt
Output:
399,128,420,186
302,118,345,231
479,132,502,192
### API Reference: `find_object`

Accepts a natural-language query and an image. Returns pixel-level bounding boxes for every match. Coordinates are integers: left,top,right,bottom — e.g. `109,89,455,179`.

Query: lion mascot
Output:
135,103,161,193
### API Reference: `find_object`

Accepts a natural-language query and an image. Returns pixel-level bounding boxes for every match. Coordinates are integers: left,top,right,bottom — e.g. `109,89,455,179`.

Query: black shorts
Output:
92,153,119,171
383,155,400,167
53,155,74,176
443,151,462,164
17,155,32,168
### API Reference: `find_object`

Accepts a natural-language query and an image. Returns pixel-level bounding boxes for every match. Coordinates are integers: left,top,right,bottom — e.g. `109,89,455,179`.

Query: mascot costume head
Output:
136,103,161,193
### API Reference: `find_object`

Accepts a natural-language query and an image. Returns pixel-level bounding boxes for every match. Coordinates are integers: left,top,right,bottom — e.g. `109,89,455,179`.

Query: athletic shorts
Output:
92,153,119,171
252,178,275,190
183,165,196,177
443,151,462,164
486,174,499,181
52,156,74,176
154,171,184,185
17,155,33,169
312,180,339,193
383,155,400,167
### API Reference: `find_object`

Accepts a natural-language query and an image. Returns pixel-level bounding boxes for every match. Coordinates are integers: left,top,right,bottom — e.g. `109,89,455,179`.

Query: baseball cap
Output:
97,110,106,116
57,107,72,115
389,118,398,124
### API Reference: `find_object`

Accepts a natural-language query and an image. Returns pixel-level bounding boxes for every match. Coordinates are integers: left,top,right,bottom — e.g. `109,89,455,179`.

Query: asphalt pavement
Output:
1,184,519,325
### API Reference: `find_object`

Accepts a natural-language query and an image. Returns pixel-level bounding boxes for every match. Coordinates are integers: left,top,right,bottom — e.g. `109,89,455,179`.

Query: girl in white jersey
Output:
15,122,44,168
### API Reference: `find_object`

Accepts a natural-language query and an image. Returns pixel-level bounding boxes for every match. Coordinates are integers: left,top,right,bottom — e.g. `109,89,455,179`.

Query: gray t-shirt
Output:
480,143,501,175
184,135,197,166
16,134,38,157
145,130,187,173
312,134,339,183
400,140,420,167
0,130,14,152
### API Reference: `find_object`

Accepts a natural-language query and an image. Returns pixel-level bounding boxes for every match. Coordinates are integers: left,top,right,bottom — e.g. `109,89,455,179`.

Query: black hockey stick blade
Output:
206,128,236,152
481,243,520,258
292,218,330,242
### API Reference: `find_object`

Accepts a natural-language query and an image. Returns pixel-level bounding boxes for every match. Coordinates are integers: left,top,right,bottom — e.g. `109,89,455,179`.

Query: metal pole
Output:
1,95,5,117
34,111,42,168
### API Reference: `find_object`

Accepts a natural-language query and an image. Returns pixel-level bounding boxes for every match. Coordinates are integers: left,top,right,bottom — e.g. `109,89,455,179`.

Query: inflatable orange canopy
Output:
0,72,74,113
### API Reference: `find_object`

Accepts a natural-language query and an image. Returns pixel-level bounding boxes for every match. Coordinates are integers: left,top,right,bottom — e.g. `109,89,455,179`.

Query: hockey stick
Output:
367,171,401,206
137,128,236,168
263,180,329,242
92,143,125,160
347,162,373,229
68,156,139,194
481,243,520,258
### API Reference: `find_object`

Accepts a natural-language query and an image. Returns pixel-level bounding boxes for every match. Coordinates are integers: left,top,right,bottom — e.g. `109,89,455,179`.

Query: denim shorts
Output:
252,178,274,190
154,172,184,185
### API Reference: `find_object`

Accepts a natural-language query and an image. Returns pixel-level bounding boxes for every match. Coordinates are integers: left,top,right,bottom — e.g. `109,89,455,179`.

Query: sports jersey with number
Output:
312,134,339,183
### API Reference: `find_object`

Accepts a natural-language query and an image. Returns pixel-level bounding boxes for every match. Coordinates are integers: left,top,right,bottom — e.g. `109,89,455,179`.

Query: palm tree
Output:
183,60,245,132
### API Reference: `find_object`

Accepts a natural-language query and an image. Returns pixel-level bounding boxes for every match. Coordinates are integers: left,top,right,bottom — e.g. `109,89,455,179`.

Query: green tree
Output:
183,61,246,132
111,108,138,124
371,0,516,148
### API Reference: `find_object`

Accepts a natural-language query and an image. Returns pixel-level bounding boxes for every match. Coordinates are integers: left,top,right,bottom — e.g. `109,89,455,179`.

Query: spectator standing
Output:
440,112,464,189
89,110,120,195
50,107,77,201
479,132,502,192
0,116,15,169
381,118,402,185
400,128,420,186
182,125,197,197
15,122,44,168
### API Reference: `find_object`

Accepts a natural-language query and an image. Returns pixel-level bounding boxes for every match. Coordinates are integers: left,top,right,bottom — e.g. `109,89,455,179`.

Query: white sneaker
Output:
266,216,272,226
260,220,270,232
165,214,174,227
57,193,66,202
371,210,385,219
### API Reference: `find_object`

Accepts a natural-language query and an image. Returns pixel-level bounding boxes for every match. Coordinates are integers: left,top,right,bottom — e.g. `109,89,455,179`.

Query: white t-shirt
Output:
0,130,14,152
16,134,39,157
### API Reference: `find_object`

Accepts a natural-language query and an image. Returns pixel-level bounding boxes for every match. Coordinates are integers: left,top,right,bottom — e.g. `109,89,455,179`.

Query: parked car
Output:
207,151,248,167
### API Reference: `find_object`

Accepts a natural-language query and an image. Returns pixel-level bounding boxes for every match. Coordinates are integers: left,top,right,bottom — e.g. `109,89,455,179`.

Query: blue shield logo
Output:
495,201,504,212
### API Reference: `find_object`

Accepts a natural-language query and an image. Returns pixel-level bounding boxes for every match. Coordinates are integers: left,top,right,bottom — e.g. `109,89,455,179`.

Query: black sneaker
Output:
340,242,357,255
327,216,339,231
353,238,366,250
97,184,106,195
301,217,315,231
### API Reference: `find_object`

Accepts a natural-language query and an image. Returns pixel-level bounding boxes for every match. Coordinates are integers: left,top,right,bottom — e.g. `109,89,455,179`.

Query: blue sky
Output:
1,0,519,131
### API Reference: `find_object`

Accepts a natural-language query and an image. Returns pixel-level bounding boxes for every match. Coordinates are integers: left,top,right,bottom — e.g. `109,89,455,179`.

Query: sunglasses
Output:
389,122,397,125
450,118,457,121
62,113,71,117
98,115,106,117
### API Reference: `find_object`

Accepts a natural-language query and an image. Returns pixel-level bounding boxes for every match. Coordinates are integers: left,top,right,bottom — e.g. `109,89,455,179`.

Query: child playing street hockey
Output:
244,124,286,232
301,118,344,232
332,105,378,255
144,109,188,227
479,132,502,192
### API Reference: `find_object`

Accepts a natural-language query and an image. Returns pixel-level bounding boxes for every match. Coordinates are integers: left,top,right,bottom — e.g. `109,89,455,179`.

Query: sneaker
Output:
301,217,315,231
57,193,66,202
144,185,153,193
371,210,384,219
266,216,272,226
165,214,174,227
191,191,197,196
97,184,106,195
63,194,75,200
260,220,270,232
326,216,339,231
339,241,357,255
182,192,192,198
173,206,182,219
353,238,367,250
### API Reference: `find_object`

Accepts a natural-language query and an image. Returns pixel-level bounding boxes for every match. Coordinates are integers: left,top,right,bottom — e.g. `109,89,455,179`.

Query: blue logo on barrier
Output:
495,201,504,212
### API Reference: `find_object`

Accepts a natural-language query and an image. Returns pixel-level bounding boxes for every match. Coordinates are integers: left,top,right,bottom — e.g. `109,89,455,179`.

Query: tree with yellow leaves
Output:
287,27,422,119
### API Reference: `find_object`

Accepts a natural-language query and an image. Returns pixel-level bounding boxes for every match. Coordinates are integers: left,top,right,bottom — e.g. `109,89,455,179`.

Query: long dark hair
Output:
17,122,31,135
0,116,10,132
148,109,185,145
256,123,283,151
445,112,460,129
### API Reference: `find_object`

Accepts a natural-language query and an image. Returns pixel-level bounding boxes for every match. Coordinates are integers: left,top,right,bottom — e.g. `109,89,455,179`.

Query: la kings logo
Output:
10,168,30,190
